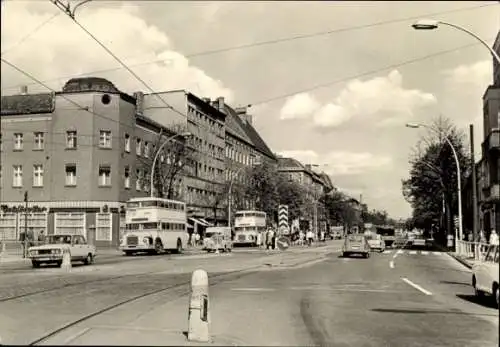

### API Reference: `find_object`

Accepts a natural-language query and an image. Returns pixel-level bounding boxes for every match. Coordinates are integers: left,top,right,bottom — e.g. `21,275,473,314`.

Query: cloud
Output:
279,70,436,129
277,149,393,176
279,93,320,120
0,2,233,102
443,60,491,86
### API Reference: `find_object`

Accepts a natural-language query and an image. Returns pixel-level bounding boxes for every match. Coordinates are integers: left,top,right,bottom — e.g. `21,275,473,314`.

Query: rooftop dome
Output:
62,77,120,93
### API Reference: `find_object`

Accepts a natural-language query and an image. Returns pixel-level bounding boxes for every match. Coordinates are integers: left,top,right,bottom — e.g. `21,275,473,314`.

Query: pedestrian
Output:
256,231,262,249
38,229,46,244
194,232,201,246
306,229,314,247
489,229,499,246
19,229,26,258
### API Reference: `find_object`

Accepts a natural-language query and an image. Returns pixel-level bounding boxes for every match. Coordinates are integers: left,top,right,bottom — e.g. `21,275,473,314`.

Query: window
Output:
136,138,142,155
124,134,130,152
66,131,77,149
34,132,44,150
99,130,112,148
33,164,43,187
124,166,130,189
136,169,142,190
99,166,111,186
144,142,150,158
96,213,112,241
65,165,77,186
14,133,23,150
12,165,22,187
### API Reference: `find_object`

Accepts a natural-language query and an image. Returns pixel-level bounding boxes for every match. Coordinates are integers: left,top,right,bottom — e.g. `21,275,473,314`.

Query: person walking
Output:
489,229,499,246
38,230,46,244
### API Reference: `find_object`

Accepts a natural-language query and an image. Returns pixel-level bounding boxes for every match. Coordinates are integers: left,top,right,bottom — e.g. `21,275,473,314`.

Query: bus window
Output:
143,222,158,229
126,224,140,230
141,201,157,207
126,202,140,208
235,212,244,218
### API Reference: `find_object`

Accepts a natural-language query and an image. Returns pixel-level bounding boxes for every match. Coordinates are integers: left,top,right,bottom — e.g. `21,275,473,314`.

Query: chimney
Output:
217,96,224,112
202,97,211,104
20,85,28,95
235,106,252,124
133,92,144,116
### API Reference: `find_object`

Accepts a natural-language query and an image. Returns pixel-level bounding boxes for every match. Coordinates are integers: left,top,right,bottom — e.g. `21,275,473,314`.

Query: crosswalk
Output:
379,250,444,256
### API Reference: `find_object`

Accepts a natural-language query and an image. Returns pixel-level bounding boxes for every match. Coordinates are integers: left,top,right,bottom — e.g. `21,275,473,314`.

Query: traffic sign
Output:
276,236,290,251
278,205,289,234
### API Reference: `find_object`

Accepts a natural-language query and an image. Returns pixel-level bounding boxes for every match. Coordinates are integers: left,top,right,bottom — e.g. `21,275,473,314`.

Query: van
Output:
203,227,233,253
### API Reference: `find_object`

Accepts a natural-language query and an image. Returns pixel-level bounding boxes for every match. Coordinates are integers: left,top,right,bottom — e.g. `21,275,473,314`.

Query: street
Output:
0,241,497,346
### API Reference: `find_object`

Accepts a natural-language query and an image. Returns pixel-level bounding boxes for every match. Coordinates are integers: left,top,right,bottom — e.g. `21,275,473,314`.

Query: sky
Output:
1,0,499,219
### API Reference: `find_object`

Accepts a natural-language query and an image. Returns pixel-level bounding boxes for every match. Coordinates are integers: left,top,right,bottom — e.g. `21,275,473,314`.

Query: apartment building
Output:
478,31,500,238
136,90,226,228
0,77,185,246
276,156,330,233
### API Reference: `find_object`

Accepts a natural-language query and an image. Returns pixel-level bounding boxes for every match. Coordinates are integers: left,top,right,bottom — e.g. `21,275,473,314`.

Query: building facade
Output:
137,90,227,228
0,77,185,247
478,31,500,239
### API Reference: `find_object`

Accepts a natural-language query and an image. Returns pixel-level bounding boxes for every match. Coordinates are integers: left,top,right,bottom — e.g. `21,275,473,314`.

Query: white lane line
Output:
409,251,417,255
432,252,441,255
421,251,429,255
401,277,433,296
231,288,276,292
383,250,392,254
389,260,395,269
396,250,404,255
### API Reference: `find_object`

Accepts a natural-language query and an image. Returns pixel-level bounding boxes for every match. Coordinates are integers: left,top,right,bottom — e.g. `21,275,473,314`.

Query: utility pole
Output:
470,124,479,243
23,191,28,258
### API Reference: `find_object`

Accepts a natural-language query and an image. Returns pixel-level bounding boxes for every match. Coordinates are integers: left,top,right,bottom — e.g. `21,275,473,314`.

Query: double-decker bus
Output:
120,197,188,256
233,210,267,247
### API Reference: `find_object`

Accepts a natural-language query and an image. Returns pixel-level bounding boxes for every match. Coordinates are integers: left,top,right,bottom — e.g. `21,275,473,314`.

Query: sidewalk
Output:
448,252,481,269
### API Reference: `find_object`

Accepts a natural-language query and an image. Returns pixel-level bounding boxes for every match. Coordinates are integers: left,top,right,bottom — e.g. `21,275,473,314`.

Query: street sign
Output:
276,236,290,251
278,205,289,234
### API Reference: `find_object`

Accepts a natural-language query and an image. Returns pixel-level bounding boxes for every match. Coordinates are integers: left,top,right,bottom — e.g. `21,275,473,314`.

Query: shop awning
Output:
199,218,213,227
189,217,210,227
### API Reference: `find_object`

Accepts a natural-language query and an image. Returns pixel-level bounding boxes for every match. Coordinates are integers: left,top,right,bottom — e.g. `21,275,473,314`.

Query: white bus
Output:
233,210,267,246
120,197,188,256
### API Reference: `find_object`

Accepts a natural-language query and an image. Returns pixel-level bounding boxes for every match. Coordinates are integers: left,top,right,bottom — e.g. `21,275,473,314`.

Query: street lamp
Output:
412,19,500,64
150,132,192,198
405,122,463,248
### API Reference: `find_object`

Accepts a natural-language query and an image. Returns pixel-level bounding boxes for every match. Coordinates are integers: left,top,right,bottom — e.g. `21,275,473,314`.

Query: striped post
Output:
278,205,289,235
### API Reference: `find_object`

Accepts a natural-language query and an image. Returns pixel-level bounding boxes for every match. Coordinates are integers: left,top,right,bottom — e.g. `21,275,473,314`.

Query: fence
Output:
456,240,490,261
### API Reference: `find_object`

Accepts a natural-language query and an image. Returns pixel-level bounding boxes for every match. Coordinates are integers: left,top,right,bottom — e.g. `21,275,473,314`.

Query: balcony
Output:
486,129,499,152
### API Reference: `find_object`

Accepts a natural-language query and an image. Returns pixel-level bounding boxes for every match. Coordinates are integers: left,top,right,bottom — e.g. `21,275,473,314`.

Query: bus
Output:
376,225,396,248
119,197,189,256
233,210,267,247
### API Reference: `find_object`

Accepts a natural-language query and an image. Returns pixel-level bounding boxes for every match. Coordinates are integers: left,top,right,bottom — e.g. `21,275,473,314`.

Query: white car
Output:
366,233,385,252
472,244,499,309
28,234,96,268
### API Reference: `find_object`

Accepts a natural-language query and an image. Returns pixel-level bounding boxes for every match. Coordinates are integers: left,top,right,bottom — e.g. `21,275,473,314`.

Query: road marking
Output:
421,251,429,255
432,252,441,255
401,277,432,296
382,250,392,254
389,260,394,269
231,287,276,292
409,251,417,255
396,250,404,255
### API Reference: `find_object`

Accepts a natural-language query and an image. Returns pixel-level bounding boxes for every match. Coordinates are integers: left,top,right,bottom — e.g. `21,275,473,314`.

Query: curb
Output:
446,252,473,269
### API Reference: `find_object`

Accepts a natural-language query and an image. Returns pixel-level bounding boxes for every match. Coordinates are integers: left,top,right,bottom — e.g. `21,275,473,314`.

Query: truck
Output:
376,226,396,248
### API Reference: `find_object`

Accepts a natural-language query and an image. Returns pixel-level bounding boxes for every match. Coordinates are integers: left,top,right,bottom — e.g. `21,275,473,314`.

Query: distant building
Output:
0,77,184,246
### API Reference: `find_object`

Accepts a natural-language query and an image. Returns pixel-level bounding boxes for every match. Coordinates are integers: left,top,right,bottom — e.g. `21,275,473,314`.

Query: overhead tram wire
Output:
0,58,216,159
1,1,496,91
247,38,496,107
1,12,60,56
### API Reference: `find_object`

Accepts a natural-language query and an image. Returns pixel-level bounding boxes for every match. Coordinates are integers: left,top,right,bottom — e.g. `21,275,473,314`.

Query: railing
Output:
456,240,490,261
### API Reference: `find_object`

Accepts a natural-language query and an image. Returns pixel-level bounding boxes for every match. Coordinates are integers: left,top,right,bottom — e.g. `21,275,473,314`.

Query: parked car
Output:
342,234,370,258
28,234,96,268
472,244,499,309
366,233,385,252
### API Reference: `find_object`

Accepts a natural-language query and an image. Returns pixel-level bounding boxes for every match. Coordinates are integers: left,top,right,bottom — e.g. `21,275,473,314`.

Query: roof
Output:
277,156,305,170
240,121,276,160
223,105,254,144
1,93,55,116
62,77,120,93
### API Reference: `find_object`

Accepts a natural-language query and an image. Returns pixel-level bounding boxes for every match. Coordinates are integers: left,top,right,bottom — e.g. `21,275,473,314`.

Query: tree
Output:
276,177,307,221
138,124,197,200
203,180,231,225
401,115,470,240
323,190,357,228
244,162,280,223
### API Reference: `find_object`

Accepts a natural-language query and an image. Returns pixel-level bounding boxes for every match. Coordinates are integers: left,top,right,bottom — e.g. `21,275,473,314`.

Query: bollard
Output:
1,241,5,256
187,269,210,342
61,247,72,271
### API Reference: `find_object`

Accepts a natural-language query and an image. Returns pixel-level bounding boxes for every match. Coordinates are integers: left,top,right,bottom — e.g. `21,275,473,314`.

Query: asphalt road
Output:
1,242,497,346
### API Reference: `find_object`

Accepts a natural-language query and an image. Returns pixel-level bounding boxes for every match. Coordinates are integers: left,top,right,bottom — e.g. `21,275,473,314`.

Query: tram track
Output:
27,264,263,346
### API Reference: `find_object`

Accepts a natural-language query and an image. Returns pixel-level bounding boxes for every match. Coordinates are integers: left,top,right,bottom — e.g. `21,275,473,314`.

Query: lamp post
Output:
406,122,463,251
150,132,192,198
412,19,500,64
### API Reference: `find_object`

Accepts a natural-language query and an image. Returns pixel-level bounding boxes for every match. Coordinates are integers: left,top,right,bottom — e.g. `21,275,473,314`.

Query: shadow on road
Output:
456,294,498,310
372,307,497,317
440,280,470,286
